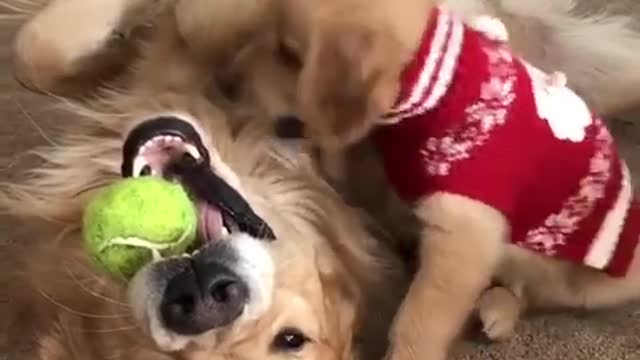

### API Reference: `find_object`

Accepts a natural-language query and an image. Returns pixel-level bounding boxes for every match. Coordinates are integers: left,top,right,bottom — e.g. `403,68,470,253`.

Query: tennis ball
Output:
83,176,198,280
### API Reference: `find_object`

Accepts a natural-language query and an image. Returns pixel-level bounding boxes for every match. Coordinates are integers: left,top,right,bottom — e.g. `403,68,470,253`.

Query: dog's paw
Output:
476,287,521,341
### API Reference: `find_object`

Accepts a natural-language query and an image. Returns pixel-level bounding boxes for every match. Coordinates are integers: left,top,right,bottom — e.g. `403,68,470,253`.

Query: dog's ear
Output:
297,19,407,149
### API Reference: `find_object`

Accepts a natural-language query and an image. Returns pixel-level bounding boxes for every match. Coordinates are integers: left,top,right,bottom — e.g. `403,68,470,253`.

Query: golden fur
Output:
5,0,640,359
2,96,403,358
285,1,640,360
1,6,405,360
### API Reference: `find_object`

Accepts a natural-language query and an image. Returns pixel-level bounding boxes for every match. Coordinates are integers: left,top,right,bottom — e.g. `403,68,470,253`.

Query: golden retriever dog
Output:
279,1,640,360
5,1,640,360
1,8,405,360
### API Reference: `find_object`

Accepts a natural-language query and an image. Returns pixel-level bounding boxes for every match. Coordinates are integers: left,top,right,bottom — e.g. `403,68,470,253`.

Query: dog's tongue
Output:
198,202,224,242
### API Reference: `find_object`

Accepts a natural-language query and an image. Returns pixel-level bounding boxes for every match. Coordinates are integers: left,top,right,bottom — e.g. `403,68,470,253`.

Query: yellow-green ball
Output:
83,177,197,281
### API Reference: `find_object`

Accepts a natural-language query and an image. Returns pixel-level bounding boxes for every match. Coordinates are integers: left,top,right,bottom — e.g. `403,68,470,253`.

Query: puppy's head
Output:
297,22,400,149
207,1,408,149
292,1,432,150
2,93,395,359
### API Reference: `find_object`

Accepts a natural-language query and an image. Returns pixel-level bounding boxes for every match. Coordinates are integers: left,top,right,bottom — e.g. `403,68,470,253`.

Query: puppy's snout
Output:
160,250,249,335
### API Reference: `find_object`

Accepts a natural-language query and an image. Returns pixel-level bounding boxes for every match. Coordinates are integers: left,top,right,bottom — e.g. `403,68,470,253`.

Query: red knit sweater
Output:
373,6,640,276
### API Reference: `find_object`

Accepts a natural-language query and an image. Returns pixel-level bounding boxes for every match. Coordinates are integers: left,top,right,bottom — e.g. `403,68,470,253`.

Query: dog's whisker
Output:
70,181,115,198
75,325,138,334
14,98,59,147
0,151,36,173
35,287,131,319
102,346,143,360
67,257,131,292
65,265,131,308
55,225,79,241
32,89,132,131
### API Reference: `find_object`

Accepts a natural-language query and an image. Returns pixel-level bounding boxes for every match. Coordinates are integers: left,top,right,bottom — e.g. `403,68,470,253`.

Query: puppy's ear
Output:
298,20,407,149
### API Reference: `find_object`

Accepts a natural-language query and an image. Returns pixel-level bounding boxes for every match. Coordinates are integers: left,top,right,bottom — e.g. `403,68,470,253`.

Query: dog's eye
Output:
272,327,309,352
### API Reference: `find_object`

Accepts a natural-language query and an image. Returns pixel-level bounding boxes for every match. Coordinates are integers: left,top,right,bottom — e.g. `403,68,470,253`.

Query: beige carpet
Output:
0,19,639,360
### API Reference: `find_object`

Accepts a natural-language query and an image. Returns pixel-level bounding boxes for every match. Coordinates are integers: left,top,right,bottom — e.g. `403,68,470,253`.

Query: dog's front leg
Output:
386,192,507,360
11,0,171,96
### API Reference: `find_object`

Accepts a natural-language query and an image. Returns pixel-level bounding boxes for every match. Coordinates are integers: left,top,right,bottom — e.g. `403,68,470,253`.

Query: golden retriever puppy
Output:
6,0,640,115
283,1,640,360
1,10,404,360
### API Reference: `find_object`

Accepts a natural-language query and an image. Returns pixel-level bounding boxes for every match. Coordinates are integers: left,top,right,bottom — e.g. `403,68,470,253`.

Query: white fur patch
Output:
228,233,275,322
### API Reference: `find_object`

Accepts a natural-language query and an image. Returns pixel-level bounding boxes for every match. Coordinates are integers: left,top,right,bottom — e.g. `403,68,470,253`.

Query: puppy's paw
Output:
476,287,521,341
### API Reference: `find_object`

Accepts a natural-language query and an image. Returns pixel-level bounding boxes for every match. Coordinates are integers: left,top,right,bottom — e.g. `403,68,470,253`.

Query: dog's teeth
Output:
141,140,155,153
149,136,163,146
184,144,201,160
139,144,148,155
221,226,229,236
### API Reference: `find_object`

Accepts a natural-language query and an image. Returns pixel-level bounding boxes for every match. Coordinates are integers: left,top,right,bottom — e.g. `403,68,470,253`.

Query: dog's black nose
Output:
160,248,249,335
275,115,305,139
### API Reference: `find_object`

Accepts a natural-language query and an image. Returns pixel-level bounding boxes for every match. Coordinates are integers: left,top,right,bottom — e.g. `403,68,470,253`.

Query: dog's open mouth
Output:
121,116,275,246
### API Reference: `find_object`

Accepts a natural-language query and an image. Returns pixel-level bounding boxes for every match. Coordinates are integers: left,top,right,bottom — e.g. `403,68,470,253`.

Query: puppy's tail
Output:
495,0,640,115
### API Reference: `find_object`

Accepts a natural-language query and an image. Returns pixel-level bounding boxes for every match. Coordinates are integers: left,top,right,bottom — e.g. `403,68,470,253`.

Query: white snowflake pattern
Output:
420,44,517,176
524,62,593,142
519,120,613,255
